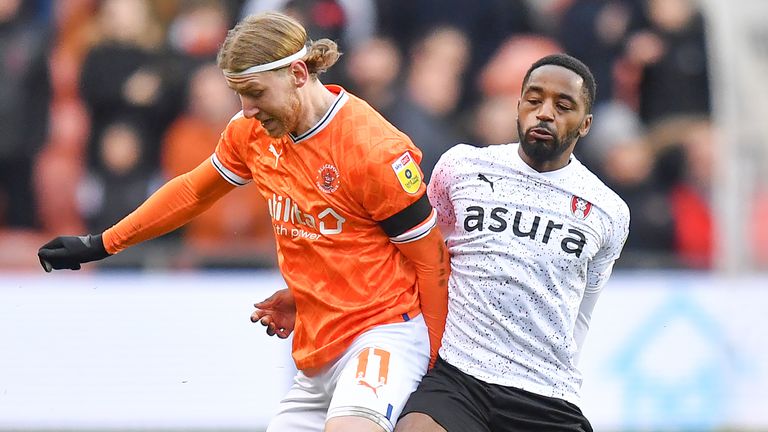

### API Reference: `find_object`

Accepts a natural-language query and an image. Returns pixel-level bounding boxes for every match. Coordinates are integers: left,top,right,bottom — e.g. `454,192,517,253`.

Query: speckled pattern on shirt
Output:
428,143,630,406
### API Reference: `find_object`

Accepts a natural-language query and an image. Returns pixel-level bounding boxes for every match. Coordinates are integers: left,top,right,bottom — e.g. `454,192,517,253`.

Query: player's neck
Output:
293,81,337,136
517,145,572,173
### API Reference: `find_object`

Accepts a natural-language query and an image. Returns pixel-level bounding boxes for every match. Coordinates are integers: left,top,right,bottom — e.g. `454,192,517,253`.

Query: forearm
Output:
396,228,450,365
102,160,234,254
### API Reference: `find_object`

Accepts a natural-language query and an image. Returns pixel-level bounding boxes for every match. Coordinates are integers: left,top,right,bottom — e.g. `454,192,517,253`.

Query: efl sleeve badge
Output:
391,151,422,194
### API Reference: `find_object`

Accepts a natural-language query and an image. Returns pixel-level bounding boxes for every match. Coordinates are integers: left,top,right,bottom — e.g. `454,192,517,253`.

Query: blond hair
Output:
217,12,341,76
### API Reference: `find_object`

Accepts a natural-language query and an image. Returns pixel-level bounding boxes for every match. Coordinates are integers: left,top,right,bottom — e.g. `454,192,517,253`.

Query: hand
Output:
250,288,296,339
37,234,111,272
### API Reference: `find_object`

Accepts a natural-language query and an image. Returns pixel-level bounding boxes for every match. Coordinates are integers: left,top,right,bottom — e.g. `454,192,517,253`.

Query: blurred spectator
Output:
79,0,183,177
622,0,710,125
577,100,642,169
167,0,230,64
239,0,378,87
469,95,520,146
34,100,89,235
32,0,99,237
161,63,276,268
386,26,470,181
557,0,644,104
655,119,768,269
344,36,402,113
78,119,163,233
48,0,100,101
0,0,730,270
478,35,562,102
377,0,533,106
603,136,666,219
635,116,713,269
240,0,377,51
0,0,51,228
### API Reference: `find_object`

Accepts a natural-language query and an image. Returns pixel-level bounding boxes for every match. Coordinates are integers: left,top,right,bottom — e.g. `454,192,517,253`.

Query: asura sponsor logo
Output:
463,206,587,257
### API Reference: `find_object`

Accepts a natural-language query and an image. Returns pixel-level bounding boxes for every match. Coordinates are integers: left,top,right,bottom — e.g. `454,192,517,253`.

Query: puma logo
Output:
478,174,495,192
357,379,384,398
268,144,282,168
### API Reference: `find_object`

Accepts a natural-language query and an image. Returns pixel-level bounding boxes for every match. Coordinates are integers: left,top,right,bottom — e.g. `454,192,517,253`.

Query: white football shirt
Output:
428,143,630,406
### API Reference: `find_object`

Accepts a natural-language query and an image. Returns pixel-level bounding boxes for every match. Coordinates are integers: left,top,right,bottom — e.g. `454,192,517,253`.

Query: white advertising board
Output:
0,272,295,430
1,271,767,431
580,272,768,431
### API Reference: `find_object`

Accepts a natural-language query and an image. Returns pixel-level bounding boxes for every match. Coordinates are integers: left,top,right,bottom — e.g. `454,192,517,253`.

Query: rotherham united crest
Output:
570,195,592,220
316,164,340,193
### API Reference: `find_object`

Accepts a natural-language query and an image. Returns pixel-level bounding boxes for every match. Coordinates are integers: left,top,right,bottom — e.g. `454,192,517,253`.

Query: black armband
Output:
379,194,433,237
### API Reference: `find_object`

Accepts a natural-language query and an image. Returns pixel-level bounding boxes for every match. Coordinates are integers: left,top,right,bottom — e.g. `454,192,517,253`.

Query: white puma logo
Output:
268,144,282,168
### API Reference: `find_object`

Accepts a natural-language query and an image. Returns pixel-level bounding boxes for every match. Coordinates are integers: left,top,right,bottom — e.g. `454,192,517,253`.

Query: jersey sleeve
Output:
211,112,253,186
574,200,630,361
586,200,630,293
353,137,435,242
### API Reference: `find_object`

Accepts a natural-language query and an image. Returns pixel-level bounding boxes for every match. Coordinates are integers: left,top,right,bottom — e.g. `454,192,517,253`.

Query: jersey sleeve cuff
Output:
211,154,251,186
389,209,437,244
380,194,437,243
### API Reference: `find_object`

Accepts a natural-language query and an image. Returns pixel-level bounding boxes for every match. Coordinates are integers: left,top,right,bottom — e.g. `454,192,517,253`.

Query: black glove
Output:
37,234,111,272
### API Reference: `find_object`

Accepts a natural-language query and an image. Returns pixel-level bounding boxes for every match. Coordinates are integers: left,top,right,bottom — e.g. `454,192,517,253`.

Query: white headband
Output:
223,46,308,77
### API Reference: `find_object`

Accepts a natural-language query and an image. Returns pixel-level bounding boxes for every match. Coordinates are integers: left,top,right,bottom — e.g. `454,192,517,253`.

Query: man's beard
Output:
263,93,302,138
517,120,580,163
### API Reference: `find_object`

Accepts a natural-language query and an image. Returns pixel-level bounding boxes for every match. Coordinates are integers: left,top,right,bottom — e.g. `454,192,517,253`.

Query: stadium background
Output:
1,0,767,430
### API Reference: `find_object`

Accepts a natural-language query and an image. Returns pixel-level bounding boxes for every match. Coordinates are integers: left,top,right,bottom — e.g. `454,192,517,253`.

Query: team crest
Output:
570,195,592,220
391,151,422,194
316,164,341,193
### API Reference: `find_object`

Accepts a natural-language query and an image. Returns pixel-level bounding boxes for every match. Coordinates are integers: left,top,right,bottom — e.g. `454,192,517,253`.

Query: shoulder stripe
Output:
210,154,250,186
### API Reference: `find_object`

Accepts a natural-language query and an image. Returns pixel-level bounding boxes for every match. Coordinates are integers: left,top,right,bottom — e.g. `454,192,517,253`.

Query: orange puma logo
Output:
355,348,390,398
357,378,384,397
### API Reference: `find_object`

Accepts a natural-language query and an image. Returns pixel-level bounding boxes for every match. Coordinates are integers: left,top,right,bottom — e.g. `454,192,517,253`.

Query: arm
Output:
251,225,450,352
574,202,630,363
249,212,450,353
103,159,235,253
38,160,235,271
393,225,450,368
347,137,449,366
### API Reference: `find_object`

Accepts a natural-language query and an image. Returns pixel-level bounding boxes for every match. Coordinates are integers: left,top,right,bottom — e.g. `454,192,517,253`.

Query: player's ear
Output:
289,60,310,88
579,114,592,138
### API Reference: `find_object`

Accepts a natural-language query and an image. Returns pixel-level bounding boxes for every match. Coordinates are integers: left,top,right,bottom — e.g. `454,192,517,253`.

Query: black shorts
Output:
400,357,593,432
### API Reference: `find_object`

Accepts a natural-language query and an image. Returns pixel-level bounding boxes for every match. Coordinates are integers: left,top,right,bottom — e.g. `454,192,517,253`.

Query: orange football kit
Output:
101,86,448,373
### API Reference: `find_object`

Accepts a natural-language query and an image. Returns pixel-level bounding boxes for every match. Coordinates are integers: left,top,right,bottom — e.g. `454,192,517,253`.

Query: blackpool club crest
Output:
570,195,592,220
316,163,341,193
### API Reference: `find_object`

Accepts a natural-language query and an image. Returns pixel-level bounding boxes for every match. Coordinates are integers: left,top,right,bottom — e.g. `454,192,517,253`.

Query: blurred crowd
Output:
2,0,759,271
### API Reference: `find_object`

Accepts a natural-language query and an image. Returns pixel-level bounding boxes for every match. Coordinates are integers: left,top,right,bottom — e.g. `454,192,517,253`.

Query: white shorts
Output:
266,314,429,432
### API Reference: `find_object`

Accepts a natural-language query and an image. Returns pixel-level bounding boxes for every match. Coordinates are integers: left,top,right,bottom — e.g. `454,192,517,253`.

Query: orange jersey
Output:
213,86,436,371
